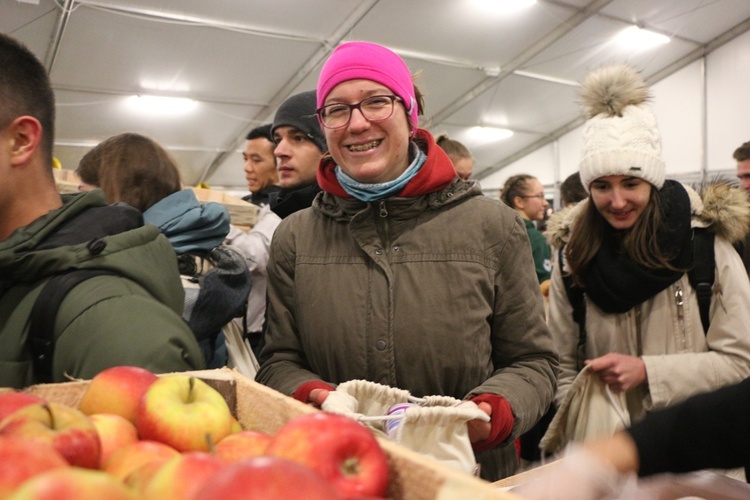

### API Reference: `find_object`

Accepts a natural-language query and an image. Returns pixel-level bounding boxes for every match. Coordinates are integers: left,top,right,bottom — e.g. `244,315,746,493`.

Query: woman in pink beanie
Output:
256,41,557,482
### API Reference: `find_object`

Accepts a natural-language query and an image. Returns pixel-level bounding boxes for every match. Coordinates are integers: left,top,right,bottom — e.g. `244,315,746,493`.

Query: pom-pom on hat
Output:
317,41,418,129
272,90,327,153
578,64,665,192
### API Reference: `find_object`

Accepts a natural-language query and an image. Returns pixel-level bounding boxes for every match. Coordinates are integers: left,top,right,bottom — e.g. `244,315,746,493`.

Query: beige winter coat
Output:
546,182,750,419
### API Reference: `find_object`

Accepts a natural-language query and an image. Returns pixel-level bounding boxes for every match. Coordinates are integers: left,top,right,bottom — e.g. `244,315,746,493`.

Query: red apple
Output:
141,452,225,500
194,456,343,500
89,413,139,468
103,440,179,482
0,402,101,469
78,366,157,425
266,413,389,499
8,467,136,500
0,392,46,422
0,436,69,497
137,375,233,452
214,430,273,461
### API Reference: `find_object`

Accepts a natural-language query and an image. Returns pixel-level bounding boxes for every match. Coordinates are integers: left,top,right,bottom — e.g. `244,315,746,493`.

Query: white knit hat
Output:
578,64,665,192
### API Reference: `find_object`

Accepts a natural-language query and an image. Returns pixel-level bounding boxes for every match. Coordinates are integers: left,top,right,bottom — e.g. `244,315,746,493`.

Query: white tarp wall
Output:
480,29,750,207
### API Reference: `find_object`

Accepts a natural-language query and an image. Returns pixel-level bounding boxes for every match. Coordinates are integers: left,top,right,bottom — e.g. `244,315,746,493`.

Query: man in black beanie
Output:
269,90,327,219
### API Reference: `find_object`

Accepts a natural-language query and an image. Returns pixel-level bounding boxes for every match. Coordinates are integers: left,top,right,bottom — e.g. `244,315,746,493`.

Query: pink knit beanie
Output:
317,41,418,129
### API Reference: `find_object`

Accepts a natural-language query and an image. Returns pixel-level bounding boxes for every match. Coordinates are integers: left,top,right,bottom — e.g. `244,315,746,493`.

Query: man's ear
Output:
9,116,43,166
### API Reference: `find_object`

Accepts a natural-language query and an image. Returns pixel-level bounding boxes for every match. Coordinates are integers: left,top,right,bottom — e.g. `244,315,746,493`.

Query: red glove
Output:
470,394,515,453
293,380,335,404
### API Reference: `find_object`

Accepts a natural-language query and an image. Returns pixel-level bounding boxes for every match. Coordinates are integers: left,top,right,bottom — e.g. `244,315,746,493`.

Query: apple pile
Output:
0,366,390,499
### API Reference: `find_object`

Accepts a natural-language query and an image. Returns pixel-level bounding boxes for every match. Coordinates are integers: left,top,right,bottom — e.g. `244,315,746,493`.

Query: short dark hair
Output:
560,172,587,207
0,33,55,168
246,123,273,142
733,141,750,162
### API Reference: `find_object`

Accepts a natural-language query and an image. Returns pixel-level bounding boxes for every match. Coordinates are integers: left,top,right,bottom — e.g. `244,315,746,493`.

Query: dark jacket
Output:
0,190,205,388
257,130,557,480
242,185,283,208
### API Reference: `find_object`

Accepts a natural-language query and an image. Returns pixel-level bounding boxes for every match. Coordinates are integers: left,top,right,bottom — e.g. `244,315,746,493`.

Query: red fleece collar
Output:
316,129,457,199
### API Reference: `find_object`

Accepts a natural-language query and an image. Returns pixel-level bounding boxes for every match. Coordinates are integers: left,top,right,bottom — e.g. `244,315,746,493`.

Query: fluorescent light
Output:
616,26,670,50
126,94,198,115
471,0,537,15
467,126,513,143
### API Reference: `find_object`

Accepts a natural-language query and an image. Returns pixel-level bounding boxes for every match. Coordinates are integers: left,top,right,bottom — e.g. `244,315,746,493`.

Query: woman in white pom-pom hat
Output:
545,64,750,445
255,41,558,481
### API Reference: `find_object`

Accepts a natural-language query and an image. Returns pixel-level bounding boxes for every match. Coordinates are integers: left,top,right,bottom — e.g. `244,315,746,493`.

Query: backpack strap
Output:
687,228,715,335
559,247,587,370
28,269,115,383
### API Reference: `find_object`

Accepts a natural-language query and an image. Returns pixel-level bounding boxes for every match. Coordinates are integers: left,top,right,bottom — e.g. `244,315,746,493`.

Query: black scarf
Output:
583,180,693,313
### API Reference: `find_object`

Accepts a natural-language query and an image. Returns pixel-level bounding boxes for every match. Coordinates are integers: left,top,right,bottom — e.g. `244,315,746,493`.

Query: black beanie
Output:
271,90,327,153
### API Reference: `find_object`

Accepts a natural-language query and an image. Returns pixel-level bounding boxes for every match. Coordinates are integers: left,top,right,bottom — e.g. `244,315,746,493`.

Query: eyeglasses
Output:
317,94,401,129
520,194,546,199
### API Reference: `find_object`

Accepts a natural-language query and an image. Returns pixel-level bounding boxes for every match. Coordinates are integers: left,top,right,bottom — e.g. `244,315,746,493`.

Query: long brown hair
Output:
565,191,684,286
77,133,182,212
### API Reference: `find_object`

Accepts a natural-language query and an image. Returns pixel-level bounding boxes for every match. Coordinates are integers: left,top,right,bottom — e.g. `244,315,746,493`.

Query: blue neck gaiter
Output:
335,143,426,202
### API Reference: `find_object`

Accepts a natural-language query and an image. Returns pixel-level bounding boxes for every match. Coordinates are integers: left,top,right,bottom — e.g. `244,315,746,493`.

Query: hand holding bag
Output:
322,380,489,475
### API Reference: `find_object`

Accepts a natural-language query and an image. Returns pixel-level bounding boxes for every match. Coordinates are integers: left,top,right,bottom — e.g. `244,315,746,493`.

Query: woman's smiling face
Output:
322,79,412,184
589,175,653,230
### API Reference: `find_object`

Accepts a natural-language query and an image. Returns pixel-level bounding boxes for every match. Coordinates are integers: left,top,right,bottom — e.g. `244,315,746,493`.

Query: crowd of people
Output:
3,30,750,488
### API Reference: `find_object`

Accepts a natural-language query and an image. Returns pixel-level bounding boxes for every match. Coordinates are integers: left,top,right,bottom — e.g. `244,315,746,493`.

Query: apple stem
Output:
188,376,196,403
206,433,215,453
43,403,55,429
342,457,361,477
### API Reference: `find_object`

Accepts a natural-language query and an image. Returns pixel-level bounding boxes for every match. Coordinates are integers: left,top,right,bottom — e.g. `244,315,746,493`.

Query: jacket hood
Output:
316,128,457,199
0,190,185,314
544,180,750,247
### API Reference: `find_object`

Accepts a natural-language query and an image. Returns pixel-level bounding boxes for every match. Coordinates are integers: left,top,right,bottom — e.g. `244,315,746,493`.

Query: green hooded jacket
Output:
0,190,205,388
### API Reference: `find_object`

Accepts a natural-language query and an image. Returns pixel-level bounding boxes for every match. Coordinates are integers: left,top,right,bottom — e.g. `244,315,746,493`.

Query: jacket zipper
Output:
378,200,388,218
674,284,687,350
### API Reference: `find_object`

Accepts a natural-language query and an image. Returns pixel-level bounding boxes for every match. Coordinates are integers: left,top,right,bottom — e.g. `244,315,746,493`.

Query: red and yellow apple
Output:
7,467,136,500
0,392,46,422
266,412,389,499
214,430,273,461
0,436,69,498
141,451,225,500
78,366,157,425
103,440,179,482
89,413,139,468
194,456,343,500
0,402,101,469
137,375,233,452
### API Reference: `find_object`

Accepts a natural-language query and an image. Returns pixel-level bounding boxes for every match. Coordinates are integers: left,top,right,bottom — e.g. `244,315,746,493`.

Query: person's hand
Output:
585,353,647,392
467,401,492,443
308,388,330,409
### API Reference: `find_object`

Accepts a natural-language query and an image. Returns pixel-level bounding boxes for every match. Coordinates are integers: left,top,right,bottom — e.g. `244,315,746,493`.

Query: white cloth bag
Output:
322,379,488,475
540,365,631,456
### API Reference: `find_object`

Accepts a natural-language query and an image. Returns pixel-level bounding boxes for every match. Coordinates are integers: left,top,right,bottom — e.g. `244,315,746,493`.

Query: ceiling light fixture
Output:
616,26,670,50
473,0,537,15
468,126,514,143
126,94,198,115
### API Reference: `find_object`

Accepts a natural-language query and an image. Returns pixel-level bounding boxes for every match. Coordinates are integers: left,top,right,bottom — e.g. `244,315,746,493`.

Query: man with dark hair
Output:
225,91,326,357
0,33,204,388
734,140,750,275
269,90,327,218
241,123,281,207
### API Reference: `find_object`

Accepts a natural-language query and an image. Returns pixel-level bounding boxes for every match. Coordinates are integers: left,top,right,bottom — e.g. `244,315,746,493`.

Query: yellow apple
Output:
0,402,101,469
103,440,179,482
136,375,233,452
141,452,225,500
7,468,135,500
214,430,273,461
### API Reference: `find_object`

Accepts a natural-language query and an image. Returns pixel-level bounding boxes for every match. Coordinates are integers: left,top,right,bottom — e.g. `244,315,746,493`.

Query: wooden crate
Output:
7,368,518,500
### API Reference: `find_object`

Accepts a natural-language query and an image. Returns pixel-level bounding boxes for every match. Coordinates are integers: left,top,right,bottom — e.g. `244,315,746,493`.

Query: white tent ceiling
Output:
4,0,750,192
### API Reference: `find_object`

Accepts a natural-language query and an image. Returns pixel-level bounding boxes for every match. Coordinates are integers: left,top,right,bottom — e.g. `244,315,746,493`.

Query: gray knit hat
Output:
578,64,665,192
271,90,327,153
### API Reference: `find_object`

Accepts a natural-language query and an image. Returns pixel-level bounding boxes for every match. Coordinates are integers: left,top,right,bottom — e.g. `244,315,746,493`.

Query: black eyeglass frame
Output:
316,94,402,130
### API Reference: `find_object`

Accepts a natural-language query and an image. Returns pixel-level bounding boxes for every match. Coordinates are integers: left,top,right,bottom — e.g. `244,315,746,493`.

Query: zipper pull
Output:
379,200,388,218
674,285,685,317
